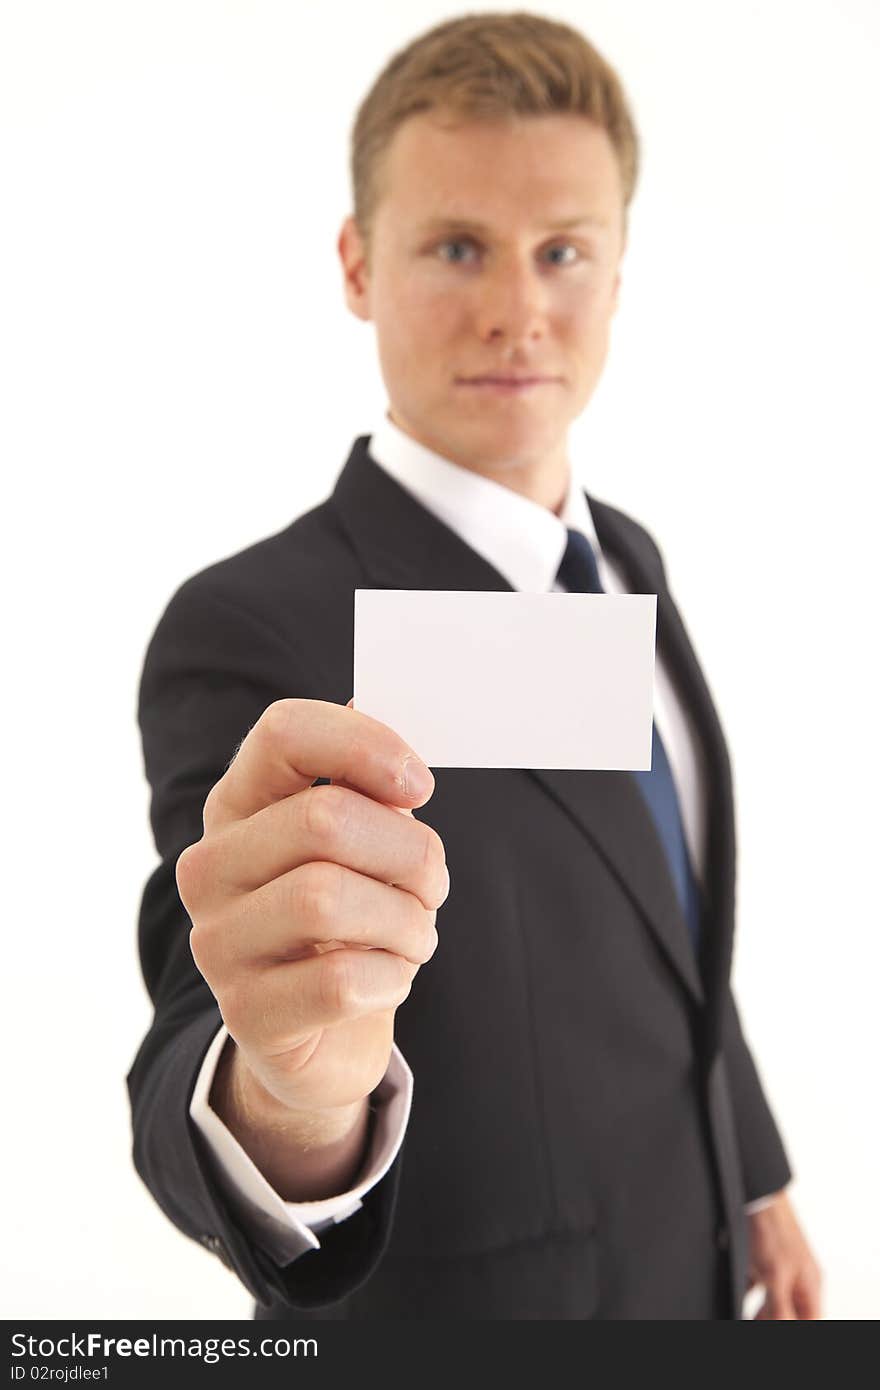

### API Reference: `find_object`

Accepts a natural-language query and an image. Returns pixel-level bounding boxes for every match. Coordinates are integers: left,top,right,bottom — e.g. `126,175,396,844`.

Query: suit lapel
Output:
589,501,738,1029
329,434,517,593
525,502,708,1004
330,437,734,1011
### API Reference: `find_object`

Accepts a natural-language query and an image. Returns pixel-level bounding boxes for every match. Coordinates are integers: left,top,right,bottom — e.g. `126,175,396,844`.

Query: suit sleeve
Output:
126,576,403,1310
719,985,793,1203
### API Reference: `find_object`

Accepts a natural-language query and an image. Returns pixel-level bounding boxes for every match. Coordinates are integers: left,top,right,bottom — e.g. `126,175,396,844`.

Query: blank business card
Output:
353,590,657,770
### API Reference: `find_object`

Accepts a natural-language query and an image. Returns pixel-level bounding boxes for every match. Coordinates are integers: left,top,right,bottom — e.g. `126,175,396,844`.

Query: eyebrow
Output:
414,214,609,236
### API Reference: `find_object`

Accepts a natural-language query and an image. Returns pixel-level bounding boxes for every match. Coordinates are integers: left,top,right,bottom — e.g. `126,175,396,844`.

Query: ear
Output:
338,215,372,322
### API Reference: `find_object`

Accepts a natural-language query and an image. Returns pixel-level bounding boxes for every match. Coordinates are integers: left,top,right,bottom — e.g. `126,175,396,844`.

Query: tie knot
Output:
556,528,603,594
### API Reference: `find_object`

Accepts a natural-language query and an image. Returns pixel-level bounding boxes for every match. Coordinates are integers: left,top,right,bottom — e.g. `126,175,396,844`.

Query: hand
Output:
746,1191,822,1319
176,697,448,1119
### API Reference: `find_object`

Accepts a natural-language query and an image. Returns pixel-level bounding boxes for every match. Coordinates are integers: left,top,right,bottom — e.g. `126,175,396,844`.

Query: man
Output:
128,12,821,1319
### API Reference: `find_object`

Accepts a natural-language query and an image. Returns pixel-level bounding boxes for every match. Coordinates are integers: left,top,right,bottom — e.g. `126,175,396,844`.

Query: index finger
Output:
203,697,434,831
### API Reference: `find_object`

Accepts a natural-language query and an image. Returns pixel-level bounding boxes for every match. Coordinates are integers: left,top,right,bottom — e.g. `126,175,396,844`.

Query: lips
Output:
460,375,556,385
456,374,559,394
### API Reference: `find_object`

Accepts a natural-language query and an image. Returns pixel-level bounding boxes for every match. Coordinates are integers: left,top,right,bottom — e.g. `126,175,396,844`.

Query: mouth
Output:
455,375,560,395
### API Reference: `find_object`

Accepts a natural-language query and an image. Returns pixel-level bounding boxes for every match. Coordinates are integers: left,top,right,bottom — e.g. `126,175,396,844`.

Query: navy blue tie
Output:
556,528,702,952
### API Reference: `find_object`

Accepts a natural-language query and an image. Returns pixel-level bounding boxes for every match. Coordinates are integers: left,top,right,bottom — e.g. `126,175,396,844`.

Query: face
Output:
338,110,626,509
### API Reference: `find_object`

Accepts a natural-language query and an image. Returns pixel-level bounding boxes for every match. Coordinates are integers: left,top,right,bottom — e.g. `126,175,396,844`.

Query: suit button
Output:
716,1224,730,1252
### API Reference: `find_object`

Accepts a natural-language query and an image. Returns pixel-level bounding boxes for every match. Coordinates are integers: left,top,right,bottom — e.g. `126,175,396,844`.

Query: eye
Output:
431,237,587,267
544,243,582,266
436,238,479,264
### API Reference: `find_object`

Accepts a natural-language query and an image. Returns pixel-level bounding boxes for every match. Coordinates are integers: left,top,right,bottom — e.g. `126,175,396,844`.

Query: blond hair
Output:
350,11,640,264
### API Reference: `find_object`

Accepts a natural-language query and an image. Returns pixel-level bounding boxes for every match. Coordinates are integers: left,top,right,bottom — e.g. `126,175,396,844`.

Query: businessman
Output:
128,12,821,1319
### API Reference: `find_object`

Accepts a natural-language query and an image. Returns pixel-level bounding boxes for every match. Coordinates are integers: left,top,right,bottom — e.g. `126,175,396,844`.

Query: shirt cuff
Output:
189,1024,413,1267
744,1188,786,1215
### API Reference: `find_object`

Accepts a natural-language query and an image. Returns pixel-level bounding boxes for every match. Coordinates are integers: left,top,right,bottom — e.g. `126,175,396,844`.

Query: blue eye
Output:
545,243,580,266
437,239,477,263
434,239,582,266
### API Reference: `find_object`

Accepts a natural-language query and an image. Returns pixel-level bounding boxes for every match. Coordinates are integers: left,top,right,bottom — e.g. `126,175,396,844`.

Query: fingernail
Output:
402,756,434,799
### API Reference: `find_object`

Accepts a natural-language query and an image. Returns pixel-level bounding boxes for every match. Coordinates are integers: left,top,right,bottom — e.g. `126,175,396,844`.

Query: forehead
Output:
377,110,623,230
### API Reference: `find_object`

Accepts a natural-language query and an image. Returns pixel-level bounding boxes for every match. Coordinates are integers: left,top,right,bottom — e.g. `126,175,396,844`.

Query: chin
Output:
464,421,561,466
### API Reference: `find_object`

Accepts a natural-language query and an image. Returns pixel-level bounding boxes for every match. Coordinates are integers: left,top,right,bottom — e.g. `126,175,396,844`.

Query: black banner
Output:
2,1319,712,1385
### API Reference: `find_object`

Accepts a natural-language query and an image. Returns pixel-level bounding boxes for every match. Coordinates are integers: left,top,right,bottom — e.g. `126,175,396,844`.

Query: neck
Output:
387,408,570,514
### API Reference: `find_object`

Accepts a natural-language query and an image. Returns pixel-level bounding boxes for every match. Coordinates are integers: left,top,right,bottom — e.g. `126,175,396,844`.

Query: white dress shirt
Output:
189,410,779,1268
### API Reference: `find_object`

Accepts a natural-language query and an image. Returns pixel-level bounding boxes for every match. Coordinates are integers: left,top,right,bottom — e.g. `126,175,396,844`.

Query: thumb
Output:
337,694,413,815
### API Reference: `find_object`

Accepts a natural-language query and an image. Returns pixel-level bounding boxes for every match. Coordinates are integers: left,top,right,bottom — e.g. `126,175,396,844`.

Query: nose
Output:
472,255,549,347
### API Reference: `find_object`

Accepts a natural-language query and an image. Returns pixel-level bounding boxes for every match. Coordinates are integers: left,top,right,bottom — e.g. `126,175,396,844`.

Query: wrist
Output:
210,1038,371,1200
218,1038,366,1144
746,1189,787,1219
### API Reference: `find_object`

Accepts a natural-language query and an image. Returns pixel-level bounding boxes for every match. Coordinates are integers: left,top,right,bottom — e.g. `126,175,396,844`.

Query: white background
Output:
2,0,877,1320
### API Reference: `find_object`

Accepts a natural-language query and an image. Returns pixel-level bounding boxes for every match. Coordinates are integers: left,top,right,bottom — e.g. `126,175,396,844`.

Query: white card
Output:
353,590,657,770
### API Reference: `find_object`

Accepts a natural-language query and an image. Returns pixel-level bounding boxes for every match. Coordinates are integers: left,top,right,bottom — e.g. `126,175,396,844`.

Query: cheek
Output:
562,284,616,355
560,276,606,320
383,285,462,353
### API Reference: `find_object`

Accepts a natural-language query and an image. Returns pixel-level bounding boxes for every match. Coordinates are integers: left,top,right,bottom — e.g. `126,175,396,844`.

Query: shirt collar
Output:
366,410,601,593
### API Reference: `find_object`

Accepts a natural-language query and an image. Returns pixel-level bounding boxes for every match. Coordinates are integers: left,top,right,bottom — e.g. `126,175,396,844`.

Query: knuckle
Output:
200,783,220,830
188,914,228,985
424,823,446,870
188,921,209,973
294,861,342,929
414,906,439,963
319,950,359,1016
392,962,415,1007
260,698,298,742
175,840,205,903
427,912,440,958
177,834,229,907
419,825,447,896
344,724,379,771
303,783,349,847
422,919,440,964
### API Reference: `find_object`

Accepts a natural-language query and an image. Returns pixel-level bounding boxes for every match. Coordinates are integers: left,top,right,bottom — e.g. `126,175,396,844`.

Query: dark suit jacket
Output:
127,434,792,1320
